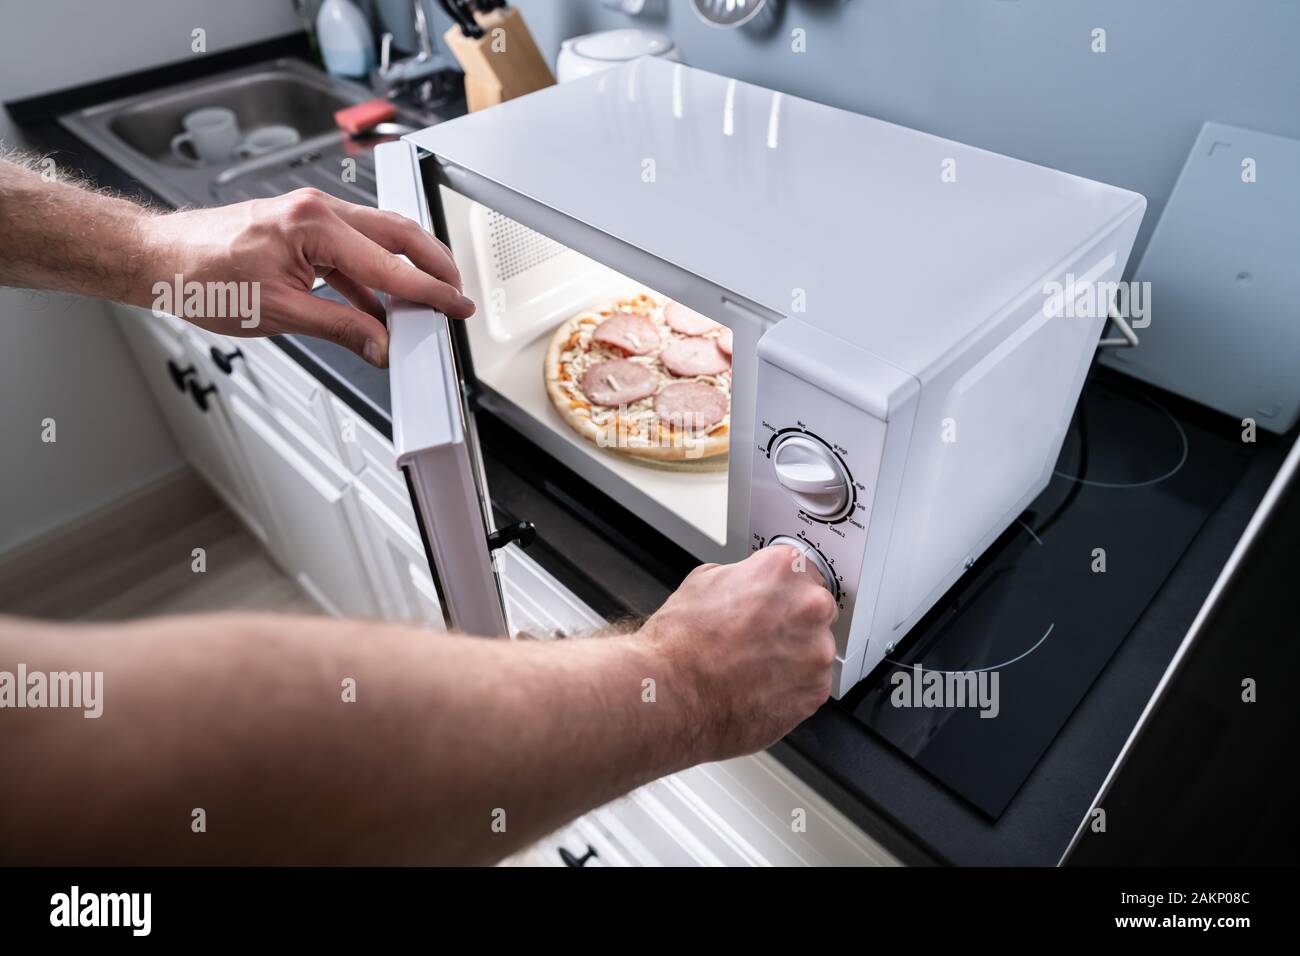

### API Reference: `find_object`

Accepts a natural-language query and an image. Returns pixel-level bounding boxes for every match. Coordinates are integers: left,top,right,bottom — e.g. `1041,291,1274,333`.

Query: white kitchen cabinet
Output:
328,394,402,484
116,305,415,623
222,386,379,618
197,325,343,460
327,395,442,626
353,479,441,627
113,305,272,545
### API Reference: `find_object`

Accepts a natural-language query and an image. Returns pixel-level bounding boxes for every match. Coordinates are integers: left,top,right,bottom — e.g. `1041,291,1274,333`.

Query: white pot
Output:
556,28,682,83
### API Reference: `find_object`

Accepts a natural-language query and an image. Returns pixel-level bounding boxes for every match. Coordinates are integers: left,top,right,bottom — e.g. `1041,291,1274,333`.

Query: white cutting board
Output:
1102,121,1300,433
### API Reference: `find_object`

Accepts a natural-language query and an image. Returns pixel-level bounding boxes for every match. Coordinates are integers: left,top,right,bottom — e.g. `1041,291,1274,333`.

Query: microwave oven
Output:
374,59,1146,698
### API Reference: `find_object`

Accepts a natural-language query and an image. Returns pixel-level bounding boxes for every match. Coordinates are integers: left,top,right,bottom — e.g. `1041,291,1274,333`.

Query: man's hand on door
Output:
132,187,475,367
0,156,474,369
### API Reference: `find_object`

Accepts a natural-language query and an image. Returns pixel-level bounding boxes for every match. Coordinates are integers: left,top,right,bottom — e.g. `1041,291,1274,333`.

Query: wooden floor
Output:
0,467,319,621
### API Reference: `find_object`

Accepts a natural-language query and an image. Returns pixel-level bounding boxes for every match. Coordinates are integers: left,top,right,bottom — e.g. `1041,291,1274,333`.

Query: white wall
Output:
0,1,305,555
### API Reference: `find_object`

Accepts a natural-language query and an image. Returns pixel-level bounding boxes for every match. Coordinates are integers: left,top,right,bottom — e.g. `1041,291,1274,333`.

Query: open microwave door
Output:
375,140,509,637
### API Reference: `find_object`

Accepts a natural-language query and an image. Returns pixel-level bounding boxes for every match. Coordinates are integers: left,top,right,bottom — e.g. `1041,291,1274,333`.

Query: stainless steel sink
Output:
60,59,430,209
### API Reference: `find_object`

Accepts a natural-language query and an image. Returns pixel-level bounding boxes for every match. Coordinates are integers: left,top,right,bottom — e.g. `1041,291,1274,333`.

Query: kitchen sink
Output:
107,72,355,165
60,58,433,209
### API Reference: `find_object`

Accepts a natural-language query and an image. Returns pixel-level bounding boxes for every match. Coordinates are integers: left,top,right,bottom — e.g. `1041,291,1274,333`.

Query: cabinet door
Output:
223,388,379,618
113,306,270,543
353,479,443,627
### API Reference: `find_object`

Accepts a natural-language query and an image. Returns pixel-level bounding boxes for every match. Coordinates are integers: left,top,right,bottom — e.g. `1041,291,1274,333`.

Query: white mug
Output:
233,124,301,159
170,107,240,166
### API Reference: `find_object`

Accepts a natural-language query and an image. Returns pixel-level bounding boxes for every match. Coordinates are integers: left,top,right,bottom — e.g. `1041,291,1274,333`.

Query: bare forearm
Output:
0,154,474,365
0,154,156,303
0,613,699,865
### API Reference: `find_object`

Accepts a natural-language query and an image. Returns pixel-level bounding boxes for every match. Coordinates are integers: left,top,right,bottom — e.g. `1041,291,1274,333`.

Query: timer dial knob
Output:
767,535,839,600
771,434,852,520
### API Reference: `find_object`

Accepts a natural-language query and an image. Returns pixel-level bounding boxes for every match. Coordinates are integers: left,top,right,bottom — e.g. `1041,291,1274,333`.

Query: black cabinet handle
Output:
487,520,536,552
167,360,197,393
188,379,218,413
210,346,244,375
559,845,597,867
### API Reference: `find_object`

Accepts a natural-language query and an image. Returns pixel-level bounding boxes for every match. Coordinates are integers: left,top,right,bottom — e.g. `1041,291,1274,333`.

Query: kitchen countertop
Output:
10,39,1290,866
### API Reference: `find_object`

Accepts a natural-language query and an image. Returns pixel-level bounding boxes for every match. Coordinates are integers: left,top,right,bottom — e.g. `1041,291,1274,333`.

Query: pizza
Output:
544,293,733,463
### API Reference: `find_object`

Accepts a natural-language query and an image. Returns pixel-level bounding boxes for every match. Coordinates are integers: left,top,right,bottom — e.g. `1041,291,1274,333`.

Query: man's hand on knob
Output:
638,545,838,762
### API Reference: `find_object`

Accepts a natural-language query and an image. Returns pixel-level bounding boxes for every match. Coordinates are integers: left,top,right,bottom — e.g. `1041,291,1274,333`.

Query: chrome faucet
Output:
412,0,435,60
373,0,443,103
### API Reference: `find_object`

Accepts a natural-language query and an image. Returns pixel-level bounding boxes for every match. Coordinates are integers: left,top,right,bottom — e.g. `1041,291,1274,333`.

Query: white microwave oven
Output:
374,59,1146,698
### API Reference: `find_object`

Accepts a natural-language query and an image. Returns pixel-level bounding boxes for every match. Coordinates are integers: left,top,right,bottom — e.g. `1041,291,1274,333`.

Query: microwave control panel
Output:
748,358,889,690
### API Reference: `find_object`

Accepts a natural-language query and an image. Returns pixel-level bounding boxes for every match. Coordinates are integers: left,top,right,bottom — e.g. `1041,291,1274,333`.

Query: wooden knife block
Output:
443,7,555,112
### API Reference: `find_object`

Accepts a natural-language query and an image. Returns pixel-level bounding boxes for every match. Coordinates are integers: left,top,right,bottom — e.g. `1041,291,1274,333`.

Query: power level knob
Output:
771,434,852,519
767,535,839,600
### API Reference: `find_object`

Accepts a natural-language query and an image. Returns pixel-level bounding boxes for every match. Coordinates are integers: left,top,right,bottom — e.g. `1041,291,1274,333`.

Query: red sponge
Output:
335,99,398,135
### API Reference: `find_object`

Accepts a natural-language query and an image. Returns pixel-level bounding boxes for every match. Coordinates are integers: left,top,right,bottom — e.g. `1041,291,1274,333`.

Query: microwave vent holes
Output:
486,209,567,282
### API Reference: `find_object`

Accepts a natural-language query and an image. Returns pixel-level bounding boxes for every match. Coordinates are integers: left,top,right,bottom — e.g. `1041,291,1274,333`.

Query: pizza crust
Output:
543,298,731,466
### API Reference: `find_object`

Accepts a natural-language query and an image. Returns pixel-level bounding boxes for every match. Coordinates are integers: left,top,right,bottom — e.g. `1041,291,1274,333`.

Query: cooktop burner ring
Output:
884,621,1056,674
1053,383,1189,489
1017,518,1045,546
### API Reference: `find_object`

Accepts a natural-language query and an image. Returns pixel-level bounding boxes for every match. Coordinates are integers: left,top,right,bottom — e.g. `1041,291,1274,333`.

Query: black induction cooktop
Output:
837,372,1253,819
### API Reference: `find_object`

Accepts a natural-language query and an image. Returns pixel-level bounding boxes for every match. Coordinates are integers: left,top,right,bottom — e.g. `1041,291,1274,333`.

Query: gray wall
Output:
0,0,301,101
513,0,1300,266
0,287,184,555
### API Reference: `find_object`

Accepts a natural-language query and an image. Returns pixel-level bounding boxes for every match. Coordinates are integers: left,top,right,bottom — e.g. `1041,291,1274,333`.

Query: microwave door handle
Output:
375,139,509,638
